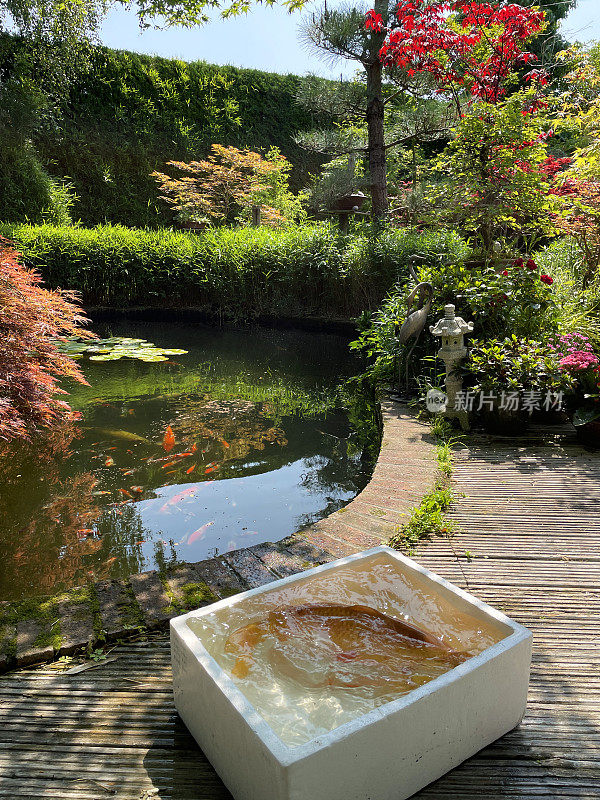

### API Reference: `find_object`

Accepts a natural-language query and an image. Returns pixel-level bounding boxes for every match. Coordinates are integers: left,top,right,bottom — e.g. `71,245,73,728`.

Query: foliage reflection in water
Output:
0,323,378,600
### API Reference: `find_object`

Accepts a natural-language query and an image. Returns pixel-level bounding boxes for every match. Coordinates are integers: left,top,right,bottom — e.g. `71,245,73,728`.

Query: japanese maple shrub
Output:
152,144,303,227
367,1,553,250
0,237,91,441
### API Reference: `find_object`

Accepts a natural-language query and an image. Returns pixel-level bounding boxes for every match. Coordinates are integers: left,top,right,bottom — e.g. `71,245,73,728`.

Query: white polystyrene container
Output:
171,546,532,800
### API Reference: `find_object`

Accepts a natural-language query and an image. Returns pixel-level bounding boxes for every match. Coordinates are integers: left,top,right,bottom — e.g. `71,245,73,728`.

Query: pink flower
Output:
559,351,600,373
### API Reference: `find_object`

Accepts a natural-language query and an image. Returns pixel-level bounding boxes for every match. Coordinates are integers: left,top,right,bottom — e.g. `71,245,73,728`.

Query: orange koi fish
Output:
105,456,115,467
186,464,196,474
163,425,175,453
225,604,468,685
119,489,134,499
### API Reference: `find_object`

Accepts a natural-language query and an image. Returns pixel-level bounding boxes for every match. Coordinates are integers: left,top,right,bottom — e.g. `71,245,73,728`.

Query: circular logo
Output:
426,388,447,413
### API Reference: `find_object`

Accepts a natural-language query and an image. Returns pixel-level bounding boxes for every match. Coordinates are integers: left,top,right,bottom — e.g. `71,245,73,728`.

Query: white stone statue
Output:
429,304,474,430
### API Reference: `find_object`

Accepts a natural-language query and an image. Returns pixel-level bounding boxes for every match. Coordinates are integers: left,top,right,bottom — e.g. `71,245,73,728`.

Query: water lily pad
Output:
89,354,124,361
55,336,188,363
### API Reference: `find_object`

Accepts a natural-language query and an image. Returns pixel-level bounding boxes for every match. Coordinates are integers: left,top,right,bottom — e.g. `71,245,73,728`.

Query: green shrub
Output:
0,223,468,317
0,35,333,227
0,141,53,223
535,237,600,344
465,336,573,398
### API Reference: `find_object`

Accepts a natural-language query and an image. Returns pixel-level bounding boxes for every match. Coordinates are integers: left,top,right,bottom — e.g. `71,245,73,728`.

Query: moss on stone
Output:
120,584,146,630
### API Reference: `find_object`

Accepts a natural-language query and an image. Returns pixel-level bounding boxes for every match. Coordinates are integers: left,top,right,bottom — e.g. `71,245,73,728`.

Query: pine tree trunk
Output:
366,1,388,220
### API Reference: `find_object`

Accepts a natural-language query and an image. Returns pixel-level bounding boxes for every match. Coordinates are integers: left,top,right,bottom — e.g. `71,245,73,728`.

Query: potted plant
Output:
464,336,573,434
553,333,600,445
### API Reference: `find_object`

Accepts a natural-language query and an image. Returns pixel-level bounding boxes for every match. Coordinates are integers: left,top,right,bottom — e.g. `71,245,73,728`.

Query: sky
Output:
99,1,600,79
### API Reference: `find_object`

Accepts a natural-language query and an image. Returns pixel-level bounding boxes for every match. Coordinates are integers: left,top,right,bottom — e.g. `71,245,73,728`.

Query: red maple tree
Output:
0,238,92,441
367,1,547,106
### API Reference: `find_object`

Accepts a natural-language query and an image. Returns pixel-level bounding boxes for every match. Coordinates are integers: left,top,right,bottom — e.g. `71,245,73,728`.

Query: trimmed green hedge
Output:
2,223,470,317
0,35,331,226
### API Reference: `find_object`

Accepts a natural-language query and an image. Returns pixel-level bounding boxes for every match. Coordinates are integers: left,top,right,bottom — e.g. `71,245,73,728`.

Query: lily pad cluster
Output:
56,337,188,363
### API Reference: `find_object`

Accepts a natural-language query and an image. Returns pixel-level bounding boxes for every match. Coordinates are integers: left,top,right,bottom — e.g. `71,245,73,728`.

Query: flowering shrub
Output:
419,254,557,340
552,332,600,426
559,351,600,372
0,238,91,441
552,331,595,356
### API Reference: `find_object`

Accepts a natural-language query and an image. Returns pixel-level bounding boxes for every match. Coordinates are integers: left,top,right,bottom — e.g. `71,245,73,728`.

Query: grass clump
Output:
389,414,458,554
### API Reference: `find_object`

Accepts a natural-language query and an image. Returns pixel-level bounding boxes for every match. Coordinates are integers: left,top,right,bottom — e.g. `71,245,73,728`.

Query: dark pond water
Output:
0,322,378,600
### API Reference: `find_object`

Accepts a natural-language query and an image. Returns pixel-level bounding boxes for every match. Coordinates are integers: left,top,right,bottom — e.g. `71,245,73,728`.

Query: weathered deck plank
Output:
1,411,599,798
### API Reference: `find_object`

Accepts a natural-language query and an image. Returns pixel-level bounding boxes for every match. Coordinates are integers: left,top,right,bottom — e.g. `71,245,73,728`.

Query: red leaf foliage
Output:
369,1,546,104
0,237,93,441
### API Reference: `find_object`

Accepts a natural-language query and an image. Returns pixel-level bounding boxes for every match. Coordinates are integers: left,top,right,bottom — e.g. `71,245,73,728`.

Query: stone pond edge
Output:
0,400,437,673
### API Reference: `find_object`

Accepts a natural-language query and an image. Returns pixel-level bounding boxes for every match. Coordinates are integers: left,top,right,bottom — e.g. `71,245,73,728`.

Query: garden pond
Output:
0,322,379,601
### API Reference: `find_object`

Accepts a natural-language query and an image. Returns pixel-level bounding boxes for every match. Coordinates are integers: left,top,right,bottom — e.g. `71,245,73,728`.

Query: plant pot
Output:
479,408,528,435
575,419,600,448
334,192,365,212
529,408,569,426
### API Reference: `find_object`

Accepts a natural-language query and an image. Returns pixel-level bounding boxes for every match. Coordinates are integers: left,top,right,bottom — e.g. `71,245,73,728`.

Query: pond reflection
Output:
0,323,377,600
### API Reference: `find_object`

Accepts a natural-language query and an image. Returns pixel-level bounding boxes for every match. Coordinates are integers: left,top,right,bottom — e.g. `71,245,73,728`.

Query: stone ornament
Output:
430,304,474,430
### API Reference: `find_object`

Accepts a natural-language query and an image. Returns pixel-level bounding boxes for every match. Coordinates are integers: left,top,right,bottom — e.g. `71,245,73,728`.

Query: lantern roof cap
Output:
429,304,474,337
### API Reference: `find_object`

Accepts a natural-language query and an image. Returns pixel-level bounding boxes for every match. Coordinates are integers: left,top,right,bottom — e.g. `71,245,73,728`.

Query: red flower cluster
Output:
503,257,553,286
367,1,546,104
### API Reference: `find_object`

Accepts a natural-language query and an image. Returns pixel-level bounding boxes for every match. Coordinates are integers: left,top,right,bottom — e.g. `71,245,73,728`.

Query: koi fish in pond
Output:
159,484,200,513
104,456,115,467
163,425,175,453
188,521,215,545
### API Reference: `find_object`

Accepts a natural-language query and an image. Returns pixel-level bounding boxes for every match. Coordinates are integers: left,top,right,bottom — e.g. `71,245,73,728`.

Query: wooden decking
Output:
1,422,599,798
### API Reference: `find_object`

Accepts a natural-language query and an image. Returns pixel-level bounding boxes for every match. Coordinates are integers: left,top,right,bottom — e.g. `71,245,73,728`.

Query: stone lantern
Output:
429,304,474,430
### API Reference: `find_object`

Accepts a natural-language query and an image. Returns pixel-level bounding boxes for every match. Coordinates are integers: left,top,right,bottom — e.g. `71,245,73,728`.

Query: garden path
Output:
1,407,599,798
